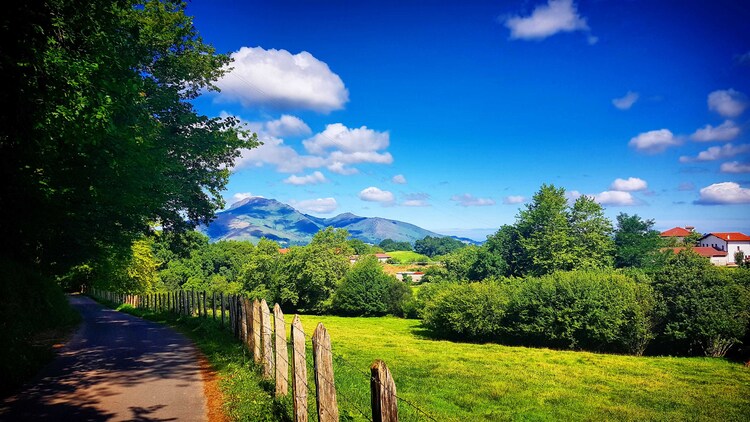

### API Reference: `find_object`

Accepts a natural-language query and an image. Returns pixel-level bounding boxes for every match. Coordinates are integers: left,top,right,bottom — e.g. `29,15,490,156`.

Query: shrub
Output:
332,255,402,316
421,282,511,340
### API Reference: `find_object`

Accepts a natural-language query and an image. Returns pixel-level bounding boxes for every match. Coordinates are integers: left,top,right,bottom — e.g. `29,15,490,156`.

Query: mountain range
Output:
201,197,463,246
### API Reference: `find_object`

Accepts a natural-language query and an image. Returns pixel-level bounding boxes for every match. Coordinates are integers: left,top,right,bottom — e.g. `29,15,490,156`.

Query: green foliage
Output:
332,255,403,316
385,250,430,264
242,238,281,301
614,213,661,268
442,246,480,281
414,236,465,257
569,195,615,269
379,238,413,252
649,249,750,357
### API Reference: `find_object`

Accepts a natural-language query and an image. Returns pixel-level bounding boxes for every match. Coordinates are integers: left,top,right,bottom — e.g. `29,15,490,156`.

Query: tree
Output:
1,0,256,283
614,213,661,268
332,255,400,316
569,195,615,269
243,238,281,300
515,184,575,276
379,239,413,252
414,236,465,258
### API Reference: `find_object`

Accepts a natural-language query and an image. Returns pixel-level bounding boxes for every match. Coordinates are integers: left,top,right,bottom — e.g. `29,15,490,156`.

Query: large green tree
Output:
613,213,661,268
569,195,615,269
1,0,256,280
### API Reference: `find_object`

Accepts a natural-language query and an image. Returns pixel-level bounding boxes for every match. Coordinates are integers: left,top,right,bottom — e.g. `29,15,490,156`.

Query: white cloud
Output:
593,191,636,206
233,135,326,173
326,162,359,175
289,197,338,214
565,190,582,202
695,182,750,205
230,192,256,203
283,171,328,186
401,192,430,207
629,129,681,154
392,174,407,184
721,161,750,174
612,91,639,110
215,47,349,113
303,123,389,155
610,177,648,192
690,120,740,142
451,194,496,207
707,89,748,118
359,187,395,203
505,0,589,41
679,143,750,163
503,195,526,204
264,114,312,138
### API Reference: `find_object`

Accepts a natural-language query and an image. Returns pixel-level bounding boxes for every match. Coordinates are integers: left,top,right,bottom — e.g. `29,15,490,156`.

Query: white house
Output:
698,232,750,265
664,247,729,266
395,271,424,282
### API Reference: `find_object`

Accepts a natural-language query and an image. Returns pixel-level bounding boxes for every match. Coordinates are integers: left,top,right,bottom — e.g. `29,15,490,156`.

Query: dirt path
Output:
0,295,208,421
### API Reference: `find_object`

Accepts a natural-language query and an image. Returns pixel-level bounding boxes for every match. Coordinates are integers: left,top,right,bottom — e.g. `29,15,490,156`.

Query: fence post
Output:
291,315,308,422
274,304,288,397
212,292,217,321
229,295,236,336
243,298,253,351
220,293,225,327
203,291,207,318
370,360,398,422
240,297,248,344
261,300,273,379
313,323,339,422
252,299,261,363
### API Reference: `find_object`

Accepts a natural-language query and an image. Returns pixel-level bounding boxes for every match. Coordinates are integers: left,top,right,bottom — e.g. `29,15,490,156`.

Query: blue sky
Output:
186,0,750,240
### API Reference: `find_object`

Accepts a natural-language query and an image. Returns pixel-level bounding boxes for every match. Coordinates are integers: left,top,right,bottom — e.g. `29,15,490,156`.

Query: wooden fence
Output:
88,288,401,422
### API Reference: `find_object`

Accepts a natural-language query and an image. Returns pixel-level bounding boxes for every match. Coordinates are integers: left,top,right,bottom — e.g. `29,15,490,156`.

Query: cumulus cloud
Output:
690,120,740,142
593,191,637,206
215,47,349,113
264,114,312,138
233,135,326,173
230,192,257,204
503,195,526,204
402,193,430,207
289,197,338,214
707,89,748,118
721,161,750,173
629,129,681,154
303,123,389,155
505,0,590,41
679,143,750,163
451,194,496,207
610,177,648,192
327,162,359,175
392,174,407,184
359,187,395,203
695,182,750,205
283,171,328,186
565,190,582,202
612,91,639,110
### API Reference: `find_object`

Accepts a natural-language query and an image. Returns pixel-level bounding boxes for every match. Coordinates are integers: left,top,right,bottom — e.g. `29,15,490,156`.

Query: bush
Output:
421,282,512,340
649,250,750,357
332,256,405,316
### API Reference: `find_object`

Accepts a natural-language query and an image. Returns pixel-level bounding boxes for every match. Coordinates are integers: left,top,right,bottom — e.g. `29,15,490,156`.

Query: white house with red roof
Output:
664,247,729,266
698,232,750,265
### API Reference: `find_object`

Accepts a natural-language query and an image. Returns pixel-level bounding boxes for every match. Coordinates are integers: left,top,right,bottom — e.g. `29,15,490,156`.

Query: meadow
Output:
293,315,750,421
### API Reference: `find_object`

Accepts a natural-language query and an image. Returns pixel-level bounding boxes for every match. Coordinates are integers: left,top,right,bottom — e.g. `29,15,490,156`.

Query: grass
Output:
290,315,750,421
385,251,431,264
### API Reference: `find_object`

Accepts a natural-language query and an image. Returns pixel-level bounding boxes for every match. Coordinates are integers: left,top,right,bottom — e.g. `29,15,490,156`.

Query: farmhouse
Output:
349,253,391,264
660,226,696,243
395,271,424,283
664,247,729,266
698,232,750,265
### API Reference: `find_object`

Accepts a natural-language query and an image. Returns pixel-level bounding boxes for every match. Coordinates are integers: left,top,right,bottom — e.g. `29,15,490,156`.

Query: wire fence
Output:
88,288,439,422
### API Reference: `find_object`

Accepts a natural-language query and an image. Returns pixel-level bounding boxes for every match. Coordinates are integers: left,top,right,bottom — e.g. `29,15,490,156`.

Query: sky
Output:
185,0,750,240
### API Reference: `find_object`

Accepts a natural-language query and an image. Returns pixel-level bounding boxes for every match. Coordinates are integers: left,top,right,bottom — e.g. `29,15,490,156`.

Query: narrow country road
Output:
0,295,208,421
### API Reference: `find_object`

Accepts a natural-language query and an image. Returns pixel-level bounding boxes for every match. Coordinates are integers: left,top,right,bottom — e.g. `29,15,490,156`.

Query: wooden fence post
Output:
203,291,208,318
261,300,273,379
229,295,236,336
274,304,288,397
212,292,217,321
220,293,225,327
243,298,253,352
240,297,248,344
291,315,308,422
370,360,398,422
252,299,261,363
313,323,339,422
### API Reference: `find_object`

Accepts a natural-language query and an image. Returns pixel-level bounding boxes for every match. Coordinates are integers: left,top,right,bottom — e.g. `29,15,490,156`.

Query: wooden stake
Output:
291,315,308,422
274,304,289,397
313,323,339,422
370,360,398,422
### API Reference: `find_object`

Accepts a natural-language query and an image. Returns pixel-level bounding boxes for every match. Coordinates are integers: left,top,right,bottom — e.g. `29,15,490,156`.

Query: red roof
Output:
278,248,290,254
375,253,391,258
660,227,693,237
703,232,750,242
664,247,728,257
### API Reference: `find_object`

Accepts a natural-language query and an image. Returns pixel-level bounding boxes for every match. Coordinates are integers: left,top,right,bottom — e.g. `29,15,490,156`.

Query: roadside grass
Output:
292,315,750,421
386,251,431,264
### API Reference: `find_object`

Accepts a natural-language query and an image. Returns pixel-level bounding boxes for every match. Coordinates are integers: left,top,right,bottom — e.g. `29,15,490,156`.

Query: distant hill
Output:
201,197,450,246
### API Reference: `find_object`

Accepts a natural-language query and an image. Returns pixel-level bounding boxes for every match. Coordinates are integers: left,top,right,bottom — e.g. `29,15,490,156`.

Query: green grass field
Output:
386,251,431,264
290,315,750,421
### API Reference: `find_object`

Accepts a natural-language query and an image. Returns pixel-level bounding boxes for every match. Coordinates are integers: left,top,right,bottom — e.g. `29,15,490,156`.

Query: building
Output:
698,232,750,265
349,253,392,264
660,226,696,243
664,247,729,266
395,271,424,282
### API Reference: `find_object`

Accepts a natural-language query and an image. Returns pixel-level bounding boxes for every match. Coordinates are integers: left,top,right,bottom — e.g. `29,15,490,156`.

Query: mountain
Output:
201,197,445,246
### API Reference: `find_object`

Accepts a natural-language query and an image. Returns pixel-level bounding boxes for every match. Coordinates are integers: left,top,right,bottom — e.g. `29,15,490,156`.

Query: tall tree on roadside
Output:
570,195,615,269
0,0,256,280
614,213,661,268
515,184,575,276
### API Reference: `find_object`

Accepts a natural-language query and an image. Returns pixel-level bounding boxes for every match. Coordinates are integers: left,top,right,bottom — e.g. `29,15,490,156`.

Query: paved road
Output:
0,295,208,421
